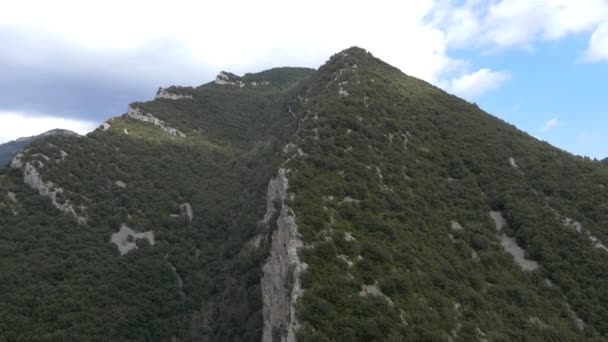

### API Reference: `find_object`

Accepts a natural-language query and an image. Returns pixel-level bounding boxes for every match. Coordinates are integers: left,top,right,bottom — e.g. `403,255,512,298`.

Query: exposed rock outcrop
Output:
490,211,539,271
261,168,307,342
551,208,608,253
110,223,155,255
359,283,394,306
155,87,193,100
11,153,23,168
126,106,186,137
7,192,16,203
13,158,86,224
165,257,185,296
181,202,193,223
214,72,245,87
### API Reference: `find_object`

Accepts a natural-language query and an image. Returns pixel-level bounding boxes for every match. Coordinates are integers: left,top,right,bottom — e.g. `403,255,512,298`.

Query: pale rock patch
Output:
561,216,583,233
181,202,193,223
282,143,298,154
10,154,23,168
528,316,547,328
102,122,111,131
338,254,354,267
339,196,360,204
338,81,350,97
165,256,185,296
155,87,193,100
19,162,86,224
359,283,393,306
7,192,17,203
32,153,50,162
127,106,186,137
261,168,307,342
471,249,480,261
450,220,463,231
247,234,264,250
114,180,126,188
214,72,245,87
322,195,335,202
564,302,586,331
553,208,608,253
400,310,408,326
344,232,356,242
490,211,539,271
386,133,394,143
448,233,456,242
110,223,155,255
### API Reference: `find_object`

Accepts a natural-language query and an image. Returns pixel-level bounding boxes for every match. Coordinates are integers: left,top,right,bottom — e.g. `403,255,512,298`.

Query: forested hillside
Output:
1,48,607,341
0,68,314,341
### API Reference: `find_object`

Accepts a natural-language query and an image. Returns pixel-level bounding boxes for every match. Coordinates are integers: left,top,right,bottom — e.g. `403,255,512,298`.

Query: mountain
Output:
0,129,79,167
1,47,608,341
602,158,608,163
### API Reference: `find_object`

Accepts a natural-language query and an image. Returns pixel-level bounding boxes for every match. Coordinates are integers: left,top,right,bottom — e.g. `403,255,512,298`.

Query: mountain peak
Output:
327,46,374,65
339,46,370,56
2,48,608,341
214,71,243,86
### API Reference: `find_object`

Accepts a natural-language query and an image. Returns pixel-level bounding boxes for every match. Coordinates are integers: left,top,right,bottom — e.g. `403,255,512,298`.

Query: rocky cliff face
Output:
155,87,194,100
126,105,186,137
261,168,306,342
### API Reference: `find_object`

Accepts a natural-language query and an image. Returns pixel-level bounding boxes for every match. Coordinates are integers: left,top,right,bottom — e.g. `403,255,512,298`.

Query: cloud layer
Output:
541,118,560,132
0,0,606,143
448,69,511,99
0,111,97,142
433,0,608,53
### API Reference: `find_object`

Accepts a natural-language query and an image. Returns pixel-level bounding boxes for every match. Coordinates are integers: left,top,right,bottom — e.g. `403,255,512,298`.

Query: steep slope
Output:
273,48,608,341
0,129,79,167
1,48,608,341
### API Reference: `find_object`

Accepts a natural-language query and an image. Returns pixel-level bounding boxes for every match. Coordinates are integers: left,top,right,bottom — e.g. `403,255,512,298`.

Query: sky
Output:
0,0,607,159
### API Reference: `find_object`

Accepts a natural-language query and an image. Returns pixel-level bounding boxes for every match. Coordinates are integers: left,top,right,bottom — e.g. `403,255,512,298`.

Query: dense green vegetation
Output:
1,47,607,341
283,48,608,341
0,68,313,341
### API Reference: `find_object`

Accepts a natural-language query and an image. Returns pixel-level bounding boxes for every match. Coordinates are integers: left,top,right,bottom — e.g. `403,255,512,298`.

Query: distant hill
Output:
602,158,608,163
0,129,78,166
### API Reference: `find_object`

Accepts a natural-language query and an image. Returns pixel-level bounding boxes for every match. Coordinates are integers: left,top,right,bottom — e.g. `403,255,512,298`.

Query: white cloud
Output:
432,0,608,51
0,0,506,99
541,118,560,132
0,111,98,143
583,22,608,62
3,0,604,110
448,68,511,99
0,0,450,83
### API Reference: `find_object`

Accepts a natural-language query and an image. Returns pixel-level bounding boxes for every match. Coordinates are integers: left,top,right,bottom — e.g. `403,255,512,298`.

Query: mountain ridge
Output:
1,47,607,341
0,129,79,167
